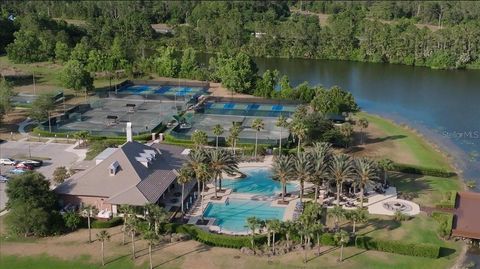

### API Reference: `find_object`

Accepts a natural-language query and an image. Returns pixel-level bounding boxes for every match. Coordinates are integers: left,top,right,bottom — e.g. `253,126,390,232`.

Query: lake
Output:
251,57,480,189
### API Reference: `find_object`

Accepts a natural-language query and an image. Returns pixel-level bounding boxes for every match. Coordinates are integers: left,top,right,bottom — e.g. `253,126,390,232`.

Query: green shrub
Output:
172,224,266,249
435,191,457,209
355,236,440,258
431,212,453,237
391,163,456,178
320,233,336,246
91,217,123,229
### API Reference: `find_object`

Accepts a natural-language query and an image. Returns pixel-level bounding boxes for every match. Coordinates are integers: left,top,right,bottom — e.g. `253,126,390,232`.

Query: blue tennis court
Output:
118,84,206,97
204,102,296,117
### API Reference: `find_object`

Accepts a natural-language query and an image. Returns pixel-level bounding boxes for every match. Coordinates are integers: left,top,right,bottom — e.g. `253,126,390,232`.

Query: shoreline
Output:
361,112,469,191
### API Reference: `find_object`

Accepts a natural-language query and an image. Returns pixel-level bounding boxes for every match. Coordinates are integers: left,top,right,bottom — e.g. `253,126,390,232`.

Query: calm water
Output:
204,198,285,232
253,57,480,189
222,167,297,196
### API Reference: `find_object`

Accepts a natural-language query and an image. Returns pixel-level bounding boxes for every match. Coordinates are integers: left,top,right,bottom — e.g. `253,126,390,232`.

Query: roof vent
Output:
109,161,120,176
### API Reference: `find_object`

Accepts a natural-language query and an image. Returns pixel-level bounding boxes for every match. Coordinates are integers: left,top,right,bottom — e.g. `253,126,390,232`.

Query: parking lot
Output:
0,140,82,211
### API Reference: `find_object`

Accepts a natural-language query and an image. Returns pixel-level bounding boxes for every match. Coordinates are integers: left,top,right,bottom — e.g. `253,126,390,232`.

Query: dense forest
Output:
1,1,480,70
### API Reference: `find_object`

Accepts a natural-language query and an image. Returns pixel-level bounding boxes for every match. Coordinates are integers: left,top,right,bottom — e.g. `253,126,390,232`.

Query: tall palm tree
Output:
293,151,313,203
118,204,134,245
334,230,349,262
177,164,194,213
245,216,261,249
82,205,97,243
310,142,332,203
330,154,354,205
252,118,265,160
275,115,288,155
340,123,354,148
378,158,394,185
228,124,241,155
311,223,324,256
213,124,224,149
358,118,369,144
96,230,111,266
208,149,238,198
345,208,368,234
187,149,208,196
354,157,379,208
191,129,208,149
144,203,167,236
127,214,139,260
291,121,308,154
143,230,159,269
270,219,281,255
281,220,295,249
328,205,346,231
272,155,294,202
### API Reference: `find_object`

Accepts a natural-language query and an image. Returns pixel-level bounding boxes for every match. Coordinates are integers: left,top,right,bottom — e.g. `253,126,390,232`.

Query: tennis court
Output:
53,98,178,136
118,84,207,97
171,113,289,145
204,101,296,117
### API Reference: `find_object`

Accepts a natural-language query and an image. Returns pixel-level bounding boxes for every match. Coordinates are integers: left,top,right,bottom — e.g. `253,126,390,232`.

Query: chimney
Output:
126,122,132,142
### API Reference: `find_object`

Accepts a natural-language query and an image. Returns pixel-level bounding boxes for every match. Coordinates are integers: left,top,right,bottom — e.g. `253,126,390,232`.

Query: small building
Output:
151,23,174,34
55,141,189,216
452,192,480,240
325,113,347,124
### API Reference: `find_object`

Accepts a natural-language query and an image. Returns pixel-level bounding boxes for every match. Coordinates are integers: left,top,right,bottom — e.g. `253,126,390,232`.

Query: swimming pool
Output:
204,198,285,232
222,167,297,196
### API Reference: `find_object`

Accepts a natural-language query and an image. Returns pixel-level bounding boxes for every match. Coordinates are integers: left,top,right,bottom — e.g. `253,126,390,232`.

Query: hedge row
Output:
355,236,440,258
91,217,123,229
32,127,151,142
392,163,456,178
163,224,266,249
431,212,454,237
435,191,457,209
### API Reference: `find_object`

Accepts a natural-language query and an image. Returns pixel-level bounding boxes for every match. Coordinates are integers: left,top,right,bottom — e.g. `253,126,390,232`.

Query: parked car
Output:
15,163,34,170
0,158,17,165
0,175,9,183
20,159,43,167
8,168,26,175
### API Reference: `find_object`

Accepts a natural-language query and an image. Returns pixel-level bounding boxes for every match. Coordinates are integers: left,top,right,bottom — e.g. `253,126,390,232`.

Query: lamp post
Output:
48,111,52,133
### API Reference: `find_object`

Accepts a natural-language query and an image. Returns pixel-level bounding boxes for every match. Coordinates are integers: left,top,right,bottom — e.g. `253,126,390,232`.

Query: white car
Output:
0,158,16,165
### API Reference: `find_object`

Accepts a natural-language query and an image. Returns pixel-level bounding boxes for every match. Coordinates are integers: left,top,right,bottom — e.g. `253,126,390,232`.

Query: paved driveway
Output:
0,141,82,211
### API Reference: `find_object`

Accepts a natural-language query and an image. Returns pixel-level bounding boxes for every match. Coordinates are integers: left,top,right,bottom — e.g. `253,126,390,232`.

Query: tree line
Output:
2,1,480,70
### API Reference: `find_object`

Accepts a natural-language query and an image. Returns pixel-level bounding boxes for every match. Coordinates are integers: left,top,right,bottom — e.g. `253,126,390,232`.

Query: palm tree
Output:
328,205,346,231
378,158,394,185
293,151,313,203
334,230,349,262
245,216,261,249
275,115,288,155
126,214,139,260
311,223,324,256
208,149,238,197
74,130,89,148
191,129,208,149
144,203,167,236
281,220,295,250
310,142,332,203
354,157,379,208
143,230,159,269
358,117,369,144
82,205,97,243
187,149,208,197
272,155,294,202
291,121,308,154
330,154,354,205
96,230,111,266
339,123,354,148
252,118,265,160
270,219,281,255
345,208,368,234
297,220,310,263
228,124,241,155
213,124,224,149
177,164,194,213
119,204,134,245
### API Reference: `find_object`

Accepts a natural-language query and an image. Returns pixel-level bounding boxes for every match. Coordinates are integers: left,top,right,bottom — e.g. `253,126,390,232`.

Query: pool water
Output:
204,199,285,232
222,167,297,196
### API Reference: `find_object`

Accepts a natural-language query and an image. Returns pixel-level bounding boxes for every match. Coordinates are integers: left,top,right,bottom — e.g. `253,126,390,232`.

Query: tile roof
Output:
56,141,187,206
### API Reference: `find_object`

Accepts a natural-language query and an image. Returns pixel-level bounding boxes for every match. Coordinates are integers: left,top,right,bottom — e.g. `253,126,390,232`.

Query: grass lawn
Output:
359,112,451,169
0,255,148,269
391,173,460,207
